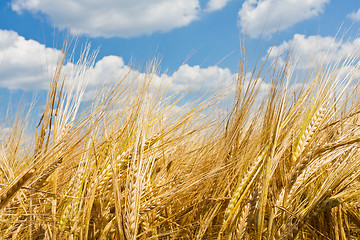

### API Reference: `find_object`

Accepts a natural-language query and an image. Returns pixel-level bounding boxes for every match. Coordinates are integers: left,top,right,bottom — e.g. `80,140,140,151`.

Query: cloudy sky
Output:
1,0,360,114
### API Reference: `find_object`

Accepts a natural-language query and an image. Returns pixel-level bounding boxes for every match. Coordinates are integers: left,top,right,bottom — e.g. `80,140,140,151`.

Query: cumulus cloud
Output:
238,0,329,38
11,0,201,38
0,29,64,89
347,8,360,22
86,55,129,86
167,64,234,92
85,56,236,96
0,30,236,96
205,0,232,12
267,34,360,69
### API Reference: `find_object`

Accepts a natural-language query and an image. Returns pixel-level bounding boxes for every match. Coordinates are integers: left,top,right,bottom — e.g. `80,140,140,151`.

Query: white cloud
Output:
238,0,329,38
0,30,236,97
11,0,201,38
85,56,236,96
268,34,360,70
0,29,64,89
347,8,360,22
86,55,128,86
205,0,232,12
168,64,234,92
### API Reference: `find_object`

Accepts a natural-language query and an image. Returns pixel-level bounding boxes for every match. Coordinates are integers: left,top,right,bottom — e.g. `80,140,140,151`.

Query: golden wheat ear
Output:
291,104,327,164
30,157,63,190
0,167,36,210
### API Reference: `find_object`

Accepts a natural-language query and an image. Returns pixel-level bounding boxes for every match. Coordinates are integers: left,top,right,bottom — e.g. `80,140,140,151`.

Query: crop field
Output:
1,42,360,240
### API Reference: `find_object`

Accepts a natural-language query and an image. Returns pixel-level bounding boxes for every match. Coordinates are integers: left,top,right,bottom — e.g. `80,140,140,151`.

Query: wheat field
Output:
1,41,360,240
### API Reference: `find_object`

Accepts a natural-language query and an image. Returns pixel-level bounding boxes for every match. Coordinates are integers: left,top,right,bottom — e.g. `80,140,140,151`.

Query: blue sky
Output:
1,0,360,120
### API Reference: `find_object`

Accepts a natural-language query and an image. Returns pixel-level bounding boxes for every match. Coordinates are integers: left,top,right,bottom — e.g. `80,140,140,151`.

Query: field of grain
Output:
1,42,360,240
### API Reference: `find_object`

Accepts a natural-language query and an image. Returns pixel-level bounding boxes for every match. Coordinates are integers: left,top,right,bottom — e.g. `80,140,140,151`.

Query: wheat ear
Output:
96,134,158,197
0,168,36,211
124,132,147,240
219,150,266,239
125,158,139,239
223,147,268,223
235,200,250,239
196,202,222,240
223,154,263,222
30,158,63,190
291,105,326,163
96,150,130,194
